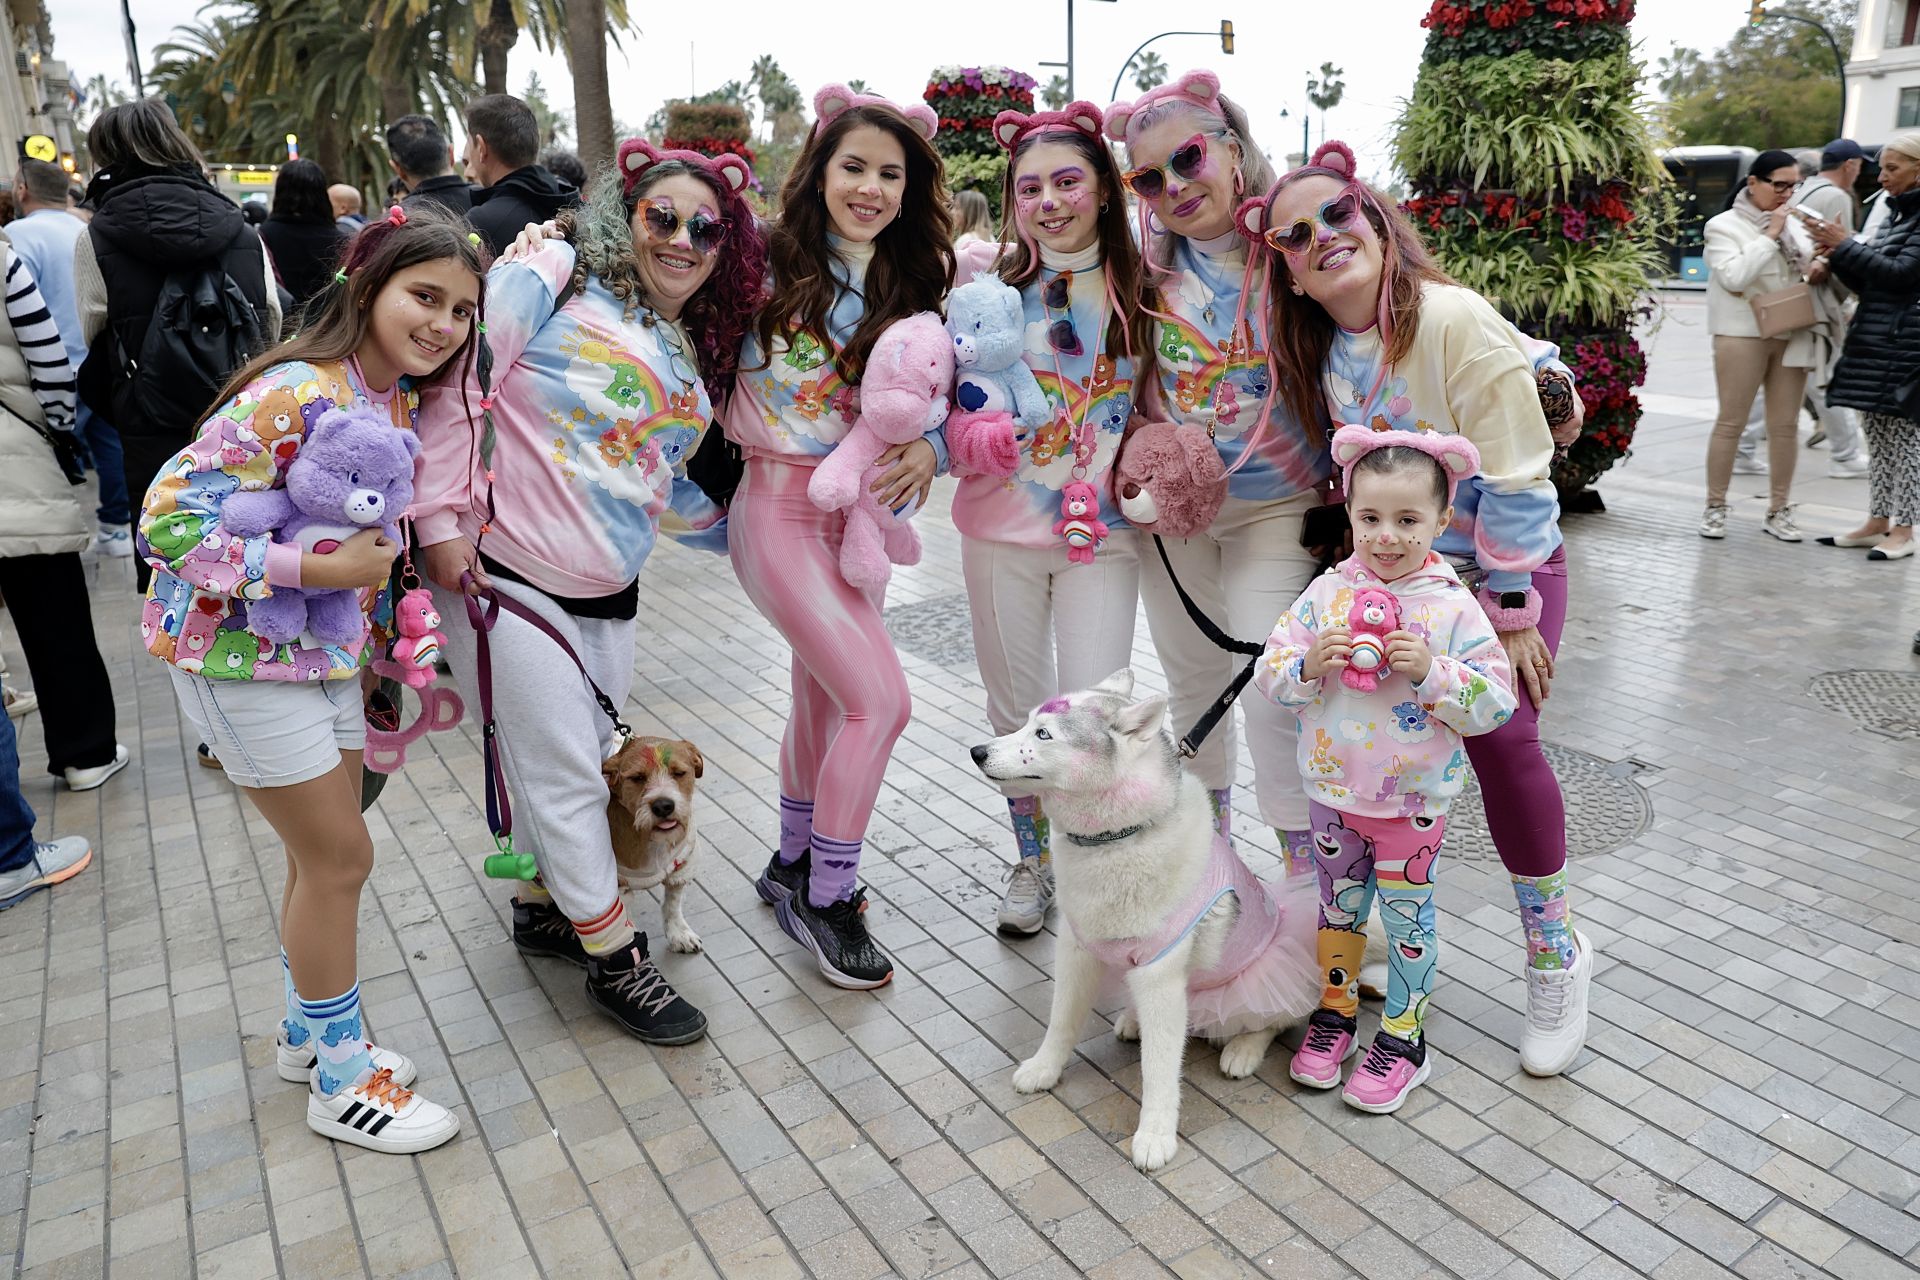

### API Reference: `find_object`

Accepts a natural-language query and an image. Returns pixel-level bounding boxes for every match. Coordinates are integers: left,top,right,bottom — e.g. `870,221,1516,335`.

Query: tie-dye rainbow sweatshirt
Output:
722,235,949,471
1151,232,1331,503
136,358,415,682
412,242,724,600
1322,283,1564,595
950,253,1135,551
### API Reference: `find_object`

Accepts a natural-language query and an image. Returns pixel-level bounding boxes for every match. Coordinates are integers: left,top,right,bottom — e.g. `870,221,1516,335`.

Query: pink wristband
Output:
264,541,303,589
1478,586,1541,631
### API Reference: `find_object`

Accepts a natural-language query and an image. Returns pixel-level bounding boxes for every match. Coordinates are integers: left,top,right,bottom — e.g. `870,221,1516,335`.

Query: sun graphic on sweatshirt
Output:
560,329,619,365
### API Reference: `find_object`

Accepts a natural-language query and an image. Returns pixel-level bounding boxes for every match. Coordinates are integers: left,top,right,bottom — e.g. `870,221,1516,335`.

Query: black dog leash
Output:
1151,535,1266,759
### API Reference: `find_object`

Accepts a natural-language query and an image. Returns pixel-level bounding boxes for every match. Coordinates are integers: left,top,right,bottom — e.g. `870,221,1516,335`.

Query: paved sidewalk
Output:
5,295,1920,1278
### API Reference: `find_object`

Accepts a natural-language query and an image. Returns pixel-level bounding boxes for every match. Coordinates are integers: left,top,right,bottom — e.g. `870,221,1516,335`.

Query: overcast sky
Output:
53,0,1767,182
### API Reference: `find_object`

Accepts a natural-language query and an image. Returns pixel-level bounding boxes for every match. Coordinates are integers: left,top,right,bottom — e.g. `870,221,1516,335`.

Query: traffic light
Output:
1749,0,1765,24
285,133,299,160
1220,19,1235,55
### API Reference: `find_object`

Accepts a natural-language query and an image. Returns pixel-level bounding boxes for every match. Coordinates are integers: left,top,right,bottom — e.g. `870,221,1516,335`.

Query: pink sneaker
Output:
1342,1031,1430,1113
1289,1009,1358,1089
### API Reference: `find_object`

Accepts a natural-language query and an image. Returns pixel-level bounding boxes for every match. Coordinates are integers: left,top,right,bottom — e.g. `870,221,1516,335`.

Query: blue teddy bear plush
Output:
944,276,1051,477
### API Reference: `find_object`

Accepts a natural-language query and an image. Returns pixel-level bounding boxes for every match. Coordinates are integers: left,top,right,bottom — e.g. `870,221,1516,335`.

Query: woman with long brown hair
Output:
945,103,1156,934
723,85,953,990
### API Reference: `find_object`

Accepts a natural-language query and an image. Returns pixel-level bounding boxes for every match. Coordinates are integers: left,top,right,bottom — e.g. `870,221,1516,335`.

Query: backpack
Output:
102,264,268,436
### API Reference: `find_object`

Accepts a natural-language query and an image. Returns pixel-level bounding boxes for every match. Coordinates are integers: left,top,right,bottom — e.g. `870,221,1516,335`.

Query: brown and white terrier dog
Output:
603,736,704,953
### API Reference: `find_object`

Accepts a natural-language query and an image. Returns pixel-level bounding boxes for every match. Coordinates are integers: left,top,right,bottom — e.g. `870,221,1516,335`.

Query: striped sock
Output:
573,897,637,957
1009,796,1050,868
807,833,861,908
778,796,814,865
301,984,373,1097
280,950,309,1049
517,874,552,906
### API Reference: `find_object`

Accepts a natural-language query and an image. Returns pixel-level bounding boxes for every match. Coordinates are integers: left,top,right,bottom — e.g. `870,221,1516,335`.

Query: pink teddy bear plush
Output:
1342,586,1401,693
1113,420,1228,538
807,311,955,591
1053,481,1109,564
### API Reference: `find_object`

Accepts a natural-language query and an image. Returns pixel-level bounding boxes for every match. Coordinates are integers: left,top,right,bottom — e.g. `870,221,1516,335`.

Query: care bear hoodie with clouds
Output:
1255,553,1518,821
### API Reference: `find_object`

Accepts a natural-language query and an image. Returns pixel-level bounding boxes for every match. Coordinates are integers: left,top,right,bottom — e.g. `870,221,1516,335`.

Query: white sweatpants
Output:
1137,491,1321,831
962,532,1142,735
431,580,635,924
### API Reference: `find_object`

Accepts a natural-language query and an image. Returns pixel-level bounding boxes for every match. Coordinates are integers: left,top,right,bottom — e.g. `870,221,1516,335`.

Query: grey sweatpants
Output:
432,580,635,924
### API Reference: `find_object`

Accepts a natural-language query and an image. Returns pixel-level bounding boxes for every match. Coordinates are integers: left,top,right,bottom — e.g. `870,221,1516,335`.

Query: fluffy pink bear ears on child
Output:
618,138,753,199
1103,70,1222,141
1330,424,1481,501
993,102,1104,151
1232,141,1362,244
813,83,939,142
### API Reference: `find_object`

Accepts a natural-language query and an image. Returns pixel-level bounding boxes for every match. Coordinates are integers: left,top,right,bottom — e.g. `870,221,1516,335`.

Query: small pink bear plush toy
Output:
807,311,955,591
386,588,447,689
1053,481,1109,564
1342,586,1401,693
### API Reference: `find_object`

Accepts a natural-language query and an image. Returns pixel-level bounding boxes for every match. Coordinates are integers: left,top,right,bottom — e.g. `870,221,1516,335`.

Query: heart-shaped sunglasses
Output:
640,202,731,256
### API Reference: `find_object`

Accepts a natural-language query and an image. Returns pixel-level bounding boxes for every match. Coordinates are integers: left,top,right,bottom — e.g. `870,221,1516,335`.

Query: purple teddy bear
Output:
219,405,418,646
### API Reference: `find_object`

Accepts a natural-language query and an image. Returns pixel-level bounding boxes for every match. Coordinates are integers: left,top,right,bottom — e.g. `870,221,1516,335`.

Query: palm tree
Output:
847,78,870,93
1042,74,1068,110
565,0,616,173
1306,61,1346,144
1132,52,1168,93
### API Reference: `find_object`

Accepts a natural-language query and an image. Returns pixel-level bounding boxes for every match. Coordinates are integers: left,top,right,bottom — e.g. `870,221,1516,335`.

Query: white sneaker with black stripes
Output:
307,1068,460,1154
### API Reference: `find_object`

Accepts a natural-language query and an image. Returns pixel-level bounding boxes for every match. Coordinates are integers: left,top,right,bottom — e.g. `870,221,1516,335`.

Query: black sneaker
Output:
775,885,893,989
756,849,808,905
512,897,588,968
585,937,708,1044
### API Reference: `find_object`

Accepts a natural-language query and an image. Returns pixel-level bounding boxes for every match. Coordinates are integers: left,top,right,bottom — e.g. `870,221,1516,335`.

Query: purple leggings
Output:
1462,547,1568,877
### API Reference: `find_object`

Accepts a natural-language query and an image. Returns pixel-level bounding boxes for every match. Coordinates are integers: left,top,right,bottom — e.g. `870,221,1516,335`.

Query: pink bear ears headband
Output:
1330,424,1482,497
617,138,753,198
1102,69,1221,142
813,83,939,142
1231,140,1361,243
992,101,1103,151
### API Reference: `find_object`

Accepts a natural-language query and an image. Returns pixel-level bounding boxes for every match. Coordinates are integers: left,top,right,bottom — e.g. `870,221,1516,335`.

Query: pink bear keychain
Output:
1054,481,1109,565
387,587,447,688
1342,586,1400,693
366,573,465,774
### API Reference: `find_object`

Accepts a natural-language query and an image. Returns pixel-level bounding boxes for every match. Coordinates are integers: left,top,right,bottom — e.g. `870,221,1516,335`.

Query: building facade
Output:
1848,0,1920,141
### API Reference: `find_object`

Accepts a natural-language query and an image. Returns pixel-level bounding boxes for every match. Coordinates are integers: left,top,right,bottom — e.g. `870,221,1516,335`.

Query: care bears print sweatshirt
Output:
1323,283,1567,595
136,357,415,682
412,242,724,600
721,235,950,470
949,243,1136,551
1255,554,1517,821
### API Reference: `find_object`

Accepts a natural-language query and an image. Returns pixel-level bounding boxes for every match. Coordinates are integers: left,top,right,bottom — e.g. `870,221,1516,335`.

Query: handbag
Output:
1749,279,1816,338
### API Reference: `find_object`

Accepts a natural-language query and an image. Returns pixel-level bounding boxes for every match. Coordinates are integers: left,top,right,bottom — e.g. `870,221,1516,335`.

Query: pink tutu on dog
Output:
1071,834,1322,1041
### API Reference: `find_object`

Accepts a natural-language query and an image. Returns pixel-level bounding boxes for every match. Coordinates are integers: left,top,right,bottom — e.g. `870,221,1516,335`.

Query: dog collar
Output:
1064,823,1147,847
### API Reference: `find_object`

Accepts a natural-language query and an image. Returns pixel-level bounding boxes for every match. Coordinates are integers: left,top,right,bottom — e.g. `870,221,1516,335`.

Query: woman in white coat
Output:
1702,149,1814,542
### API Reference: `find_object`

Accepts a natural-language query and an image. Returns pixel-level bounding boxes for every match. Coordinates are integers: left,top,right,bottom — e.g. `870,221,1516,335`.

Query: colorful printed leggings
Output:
1308,801,1444,1043
728,457,912,852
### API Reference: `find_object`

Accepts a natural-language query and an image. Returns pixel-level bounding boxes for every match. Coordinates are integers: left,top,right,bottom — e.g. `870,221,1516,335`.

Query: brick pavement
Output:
4,292,1919,1278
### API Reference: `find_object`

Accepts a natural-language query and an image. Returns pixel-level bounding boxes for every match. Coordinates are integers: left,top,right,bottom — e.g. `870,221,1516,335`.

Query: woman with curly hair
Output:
412,141,768,1045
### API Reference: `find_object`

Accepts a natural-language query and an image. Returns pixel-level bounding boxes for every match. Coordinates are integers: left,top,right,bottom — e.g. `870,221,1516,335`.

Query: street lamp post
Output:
1064,0,1118,102
1110,22,1236,104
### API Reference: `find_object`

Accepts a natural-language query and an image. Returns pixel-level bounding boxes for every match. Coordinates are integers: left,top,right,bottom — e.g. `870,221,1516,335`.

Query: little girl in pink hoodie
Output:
1254,424,1516,1115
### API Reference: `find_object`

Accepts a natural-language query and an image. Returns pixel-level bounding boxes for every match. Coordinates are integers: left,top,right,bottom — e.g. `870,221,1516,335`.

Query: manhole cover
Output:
1446,744,1654,862
1808,670,1920,740
885,593,977,666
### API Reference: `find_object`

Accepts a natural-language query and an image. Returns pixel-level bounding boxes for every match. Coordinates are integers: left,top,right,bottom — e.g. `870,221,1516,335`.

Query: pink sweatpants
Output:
729,456,912,848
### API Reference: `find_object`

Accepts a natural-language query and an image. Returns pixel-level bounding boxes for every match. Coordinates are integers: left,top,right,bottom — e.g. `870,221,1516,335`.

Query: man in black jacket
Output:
387,114,474,218
463,94,579,256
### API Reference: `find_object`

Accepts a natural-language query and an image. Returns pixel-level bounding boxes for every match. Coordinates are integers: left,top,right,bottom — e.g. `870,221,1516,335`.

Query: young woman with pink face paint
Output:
947,105,1157,934
1107,70,1326,870
1245,141,1591,1080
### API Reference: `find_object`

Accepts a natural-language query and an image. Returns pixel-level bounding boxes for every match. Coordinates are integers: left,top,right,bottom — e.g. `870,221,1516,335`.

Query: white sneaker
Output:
63,743,129,792
1699,505,1729,539
307,1068,459,1154
1764,506,1803,542
1827,456,1870,479
996,858,1055,935
1730,455,1768,475
3,687,35,720
1520,929,1592,1077
0,836,92,911
95,526,134,558
275,1023,417,1086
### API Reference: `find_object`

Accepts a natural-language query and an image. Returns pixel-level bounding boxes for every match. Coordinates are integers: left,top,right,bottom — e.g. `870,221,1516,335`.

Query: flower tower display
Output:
663,101,757,171
1394,0,1667,503
924,65,1038,219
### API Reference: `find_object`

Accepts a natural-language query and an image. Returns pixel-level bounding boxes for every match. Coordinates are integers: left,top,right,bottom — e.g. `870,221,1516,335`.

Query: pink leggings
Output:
729,457,911,846
1462,547,1568,877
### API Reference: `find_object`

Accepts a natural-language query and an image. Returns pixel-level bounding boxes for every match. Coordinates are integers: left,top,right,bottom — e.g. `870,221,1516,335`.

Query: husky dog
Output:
970,670,1320,1171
